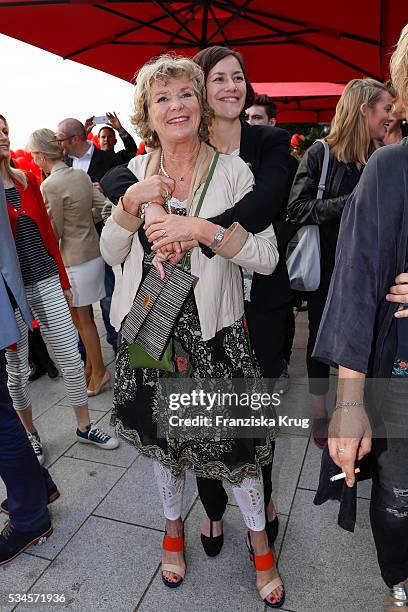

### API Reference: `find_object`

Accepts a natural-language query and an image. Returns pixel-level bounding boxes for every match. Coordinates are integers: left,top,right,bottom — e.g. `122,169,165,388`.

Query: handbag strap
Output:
315,139,330,199
180,152,219,270
190,152,219,219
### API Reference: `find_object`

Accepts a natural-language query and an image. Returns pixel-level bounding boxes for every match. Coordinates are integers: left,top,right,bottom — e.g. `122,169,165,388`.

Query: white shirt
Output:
70,143,94,173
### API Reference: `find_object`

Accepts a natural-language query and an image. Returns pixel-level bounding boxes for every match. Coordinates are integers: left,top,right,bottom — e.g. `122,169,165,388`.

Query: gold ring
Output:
161,229,166,236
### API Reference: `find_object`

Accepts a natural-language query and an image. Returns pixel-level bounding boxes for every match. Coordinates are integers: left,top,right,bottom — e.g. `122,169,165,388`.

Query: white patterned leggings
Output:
6,275,88,410
153,461,265,531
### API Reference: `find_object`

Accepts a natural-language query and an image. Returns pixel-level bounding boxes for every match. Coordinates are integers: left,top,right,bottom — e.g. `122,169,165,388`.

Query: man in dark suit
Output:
56,118,119,352
85,111,137,164
56,117,118,185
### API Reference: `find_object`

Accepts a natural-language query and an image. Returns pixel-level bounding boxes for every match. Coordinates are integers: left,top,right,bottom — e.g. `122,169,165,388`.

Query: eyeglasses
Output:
50,135,75,144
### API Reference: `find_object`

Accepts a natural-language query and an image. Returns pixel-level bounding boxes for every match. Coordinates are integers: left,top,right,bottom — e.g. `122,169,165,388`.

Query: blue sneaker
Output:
76,423,119,450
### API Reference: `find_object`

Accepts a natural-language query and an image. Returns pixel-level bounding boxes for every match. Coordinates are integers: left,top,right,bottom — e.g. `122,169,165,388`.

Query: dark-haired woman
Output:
192,45,290,565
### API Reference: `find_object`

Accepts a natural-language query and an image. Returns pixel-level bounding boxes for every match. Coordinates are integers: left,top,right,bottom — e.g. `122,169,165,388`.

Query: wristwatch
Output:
210,227,226,249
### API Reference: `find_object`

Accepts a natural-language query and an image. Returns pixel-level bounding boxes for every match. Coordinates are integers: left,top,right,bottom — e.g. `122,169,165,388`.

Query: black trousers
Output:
370,379,408,587
285,305,296,365
196,303,288,522
245,301,292,379
28,327,54,369
196,448,275,521
306,285,331,395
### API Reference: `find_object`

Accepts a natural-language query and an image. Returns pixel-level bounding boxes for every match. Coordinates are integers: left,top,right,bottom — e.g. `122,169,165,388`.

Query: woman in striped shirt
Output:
0,114,118,464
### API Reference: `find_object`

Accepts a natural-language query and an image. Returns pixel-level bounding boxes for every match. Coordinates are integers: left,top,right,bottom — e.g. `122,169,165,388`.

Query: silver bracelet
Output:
139,202,151,220
334,400,365,412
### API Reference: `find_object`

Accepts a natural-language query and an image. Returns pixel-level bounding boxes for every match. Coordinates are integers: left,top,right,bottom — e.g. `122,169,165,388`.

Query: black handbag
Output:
122,152,219,361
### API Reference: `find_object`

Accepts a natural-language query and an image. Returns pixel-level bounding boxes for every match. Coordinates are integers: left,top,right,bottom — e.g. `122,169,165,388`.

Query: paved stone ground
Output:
0,309,383,612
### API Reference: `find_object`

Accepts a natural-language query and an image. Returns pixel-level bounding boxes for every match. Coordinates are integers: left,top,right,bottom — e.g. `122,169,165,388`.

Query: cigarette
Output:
330,468,360,482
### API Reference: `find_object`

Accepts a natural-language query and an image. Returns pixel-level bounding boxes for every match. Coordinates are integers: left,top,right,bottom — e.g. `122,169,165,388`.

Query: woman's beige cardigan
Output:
100,142,279,341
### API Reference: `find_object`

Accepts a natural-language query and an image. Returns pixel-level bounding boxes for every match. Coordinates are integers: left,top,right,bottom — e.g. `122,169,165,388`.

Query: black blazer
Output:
114,133,137,164
206,121,293,309
66,147,119,183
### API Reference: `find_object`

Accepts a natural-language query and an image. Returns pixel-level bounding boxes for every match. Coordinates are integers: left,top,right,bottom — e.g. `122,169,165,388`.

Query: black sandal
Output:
200,519,223,557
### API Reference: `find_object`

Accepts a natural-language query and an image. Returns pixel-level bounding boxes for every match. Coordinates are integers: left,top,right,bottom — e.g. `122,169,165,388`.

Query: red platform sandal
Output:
247,532,285,609
161,531,186,589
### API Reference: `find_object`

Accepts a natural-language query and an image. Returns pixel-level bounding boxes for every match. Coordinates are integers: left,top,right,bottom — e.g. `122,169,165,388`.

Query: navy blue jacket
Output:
313,139,408,379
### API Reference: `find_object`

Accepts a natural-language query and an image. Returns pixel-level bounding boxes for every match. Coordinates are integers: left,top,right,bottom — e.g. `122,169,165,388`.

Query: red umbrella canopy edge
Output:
1,0,408,83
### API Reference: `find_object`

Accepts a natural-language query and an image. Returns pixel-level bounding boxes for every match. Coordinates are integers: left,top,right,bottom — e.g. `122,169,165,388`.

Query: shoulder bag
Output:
286,139,330,292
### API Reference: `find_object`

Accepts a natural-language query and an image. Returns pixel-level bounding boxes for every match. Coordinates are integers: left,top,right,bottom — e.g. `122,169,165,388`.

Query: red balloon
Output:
290,133,305,148
14,156,30,171
14,149,26,158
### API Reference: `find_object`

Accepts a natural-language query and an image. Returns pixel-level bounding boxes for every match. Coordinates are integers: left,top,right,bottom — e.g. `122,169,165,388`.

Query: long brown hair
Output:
0,114,27,189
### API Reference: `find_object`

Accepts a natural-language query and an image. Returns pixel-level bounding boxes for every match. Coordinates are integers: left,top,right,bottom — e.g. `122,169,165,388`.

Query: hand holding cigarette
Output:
330,467,361,482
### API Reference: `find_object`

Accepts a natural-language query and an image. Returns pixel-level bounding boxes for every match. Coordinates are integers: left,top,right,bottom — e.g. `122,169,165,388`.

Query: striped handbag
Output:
121,152,219,362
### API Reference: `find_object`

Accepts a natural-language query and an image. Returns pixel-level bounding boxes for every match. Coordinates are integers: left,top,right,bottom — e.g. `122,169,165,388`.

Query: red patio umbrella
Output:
1,0,407,84
252,82,345,122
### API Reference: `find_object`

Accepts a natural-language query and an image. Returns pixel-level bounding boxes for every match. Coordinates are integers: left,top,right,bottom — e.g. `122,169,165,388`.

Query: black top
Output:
288,142,362,291
114,132,137,164
5,187,58,286
205,121,293,310
320,162,362,286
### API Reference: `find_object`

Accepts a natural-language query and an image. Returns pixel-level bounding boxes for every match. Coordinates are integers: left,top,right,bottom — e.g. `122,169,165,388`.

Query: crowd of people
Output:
1,22,408,612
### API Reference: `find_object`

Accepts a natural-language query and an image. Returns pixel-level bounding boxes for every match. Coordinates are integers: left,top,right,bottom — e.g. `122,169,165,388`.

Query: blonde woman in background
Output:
27,129,113,398
287,79,393,448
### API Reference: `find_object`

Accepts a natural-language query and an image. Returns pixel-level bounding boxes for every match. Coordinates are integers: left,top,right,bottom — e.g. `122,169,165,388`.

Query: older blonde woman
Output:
100,55,285,607
27,129,112,398
314,24,408,611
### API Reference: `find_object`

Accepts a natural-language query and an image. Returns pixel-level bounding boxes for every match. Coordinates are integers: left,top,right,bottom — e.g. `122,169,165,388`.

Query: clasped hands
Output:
145,213,199,279
122,175,200,279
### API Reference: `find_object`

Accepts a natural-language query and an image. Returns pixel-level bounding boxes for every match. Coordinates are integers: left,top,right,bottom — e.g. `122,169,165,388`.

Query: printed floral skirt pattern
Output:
111,295,274,484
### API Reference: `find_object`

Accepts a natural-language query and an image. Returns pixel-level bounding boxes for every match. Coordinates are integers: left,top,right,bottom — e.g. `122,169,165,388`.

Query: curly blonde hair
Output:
131,54,212,148
391,24,408,111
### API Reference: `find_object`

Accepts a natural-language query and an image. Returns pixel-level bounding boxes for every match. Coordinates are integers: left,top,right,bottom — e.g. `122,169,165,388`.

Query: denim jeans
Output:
0,350,50,532
371,378,408,587
100,263,118,348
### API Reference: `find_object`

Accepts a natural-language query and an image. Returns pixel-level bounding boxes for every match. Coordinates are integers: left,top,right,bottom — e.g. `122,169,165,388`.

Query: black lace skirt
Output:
111,294,274,484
